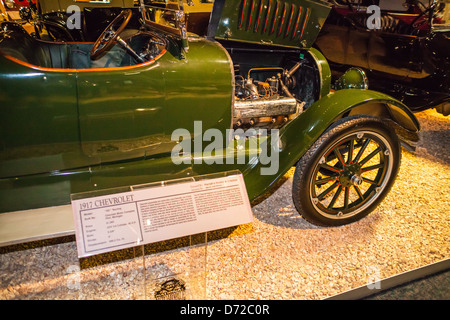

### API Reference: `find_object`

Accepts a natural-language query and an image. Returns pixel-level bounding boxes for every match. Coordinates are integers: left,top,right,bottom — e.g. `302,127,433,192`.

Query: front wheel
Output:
292,116,401,227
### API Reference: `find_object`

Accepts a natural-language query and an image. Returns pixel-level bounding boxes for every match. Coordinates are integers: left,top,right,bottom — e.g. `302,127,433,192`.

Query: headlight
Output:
334,68,369,91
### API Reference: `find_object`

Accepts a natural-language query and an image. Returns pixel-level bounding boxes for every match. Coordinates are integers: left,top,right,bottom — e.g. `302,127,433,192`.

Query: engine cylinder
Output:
233,96,298,119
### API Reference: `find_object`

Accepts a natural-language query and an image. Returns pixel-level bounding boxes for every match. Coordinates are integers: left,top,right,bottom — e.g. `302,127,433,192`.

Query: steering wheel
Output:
90,9,132,60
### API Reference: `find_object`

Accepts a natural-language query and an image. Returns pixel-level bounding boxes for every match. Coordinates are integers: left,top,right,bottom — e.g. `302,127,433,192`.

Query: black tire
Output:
292,115,401,227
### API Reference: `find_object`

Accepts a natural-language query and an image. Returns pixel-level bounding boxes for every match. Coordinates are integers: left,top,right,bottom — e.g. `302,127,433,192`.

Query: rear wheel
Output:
292,116,401,226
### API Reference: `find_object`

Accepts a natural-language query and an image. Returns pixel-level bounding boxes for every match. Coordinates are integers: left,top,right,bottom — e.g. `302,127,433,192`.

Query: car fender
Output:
283,88,420,163
244,89,420,201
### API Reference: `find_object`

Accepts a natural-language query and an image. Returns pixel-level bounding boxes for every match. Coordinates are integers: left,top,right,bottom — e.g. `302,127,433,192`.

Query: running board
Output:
0,205,75,247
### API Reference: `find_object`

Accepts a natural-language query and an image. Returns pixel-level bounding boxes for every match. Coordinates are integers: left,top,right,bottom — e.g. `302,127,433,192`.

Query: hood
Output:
207,0,331,49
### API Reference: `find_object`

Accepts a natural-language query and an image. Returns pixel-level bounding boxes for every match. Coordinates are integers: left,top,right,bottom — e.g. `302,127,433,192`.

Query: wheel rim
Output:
309,130,394,220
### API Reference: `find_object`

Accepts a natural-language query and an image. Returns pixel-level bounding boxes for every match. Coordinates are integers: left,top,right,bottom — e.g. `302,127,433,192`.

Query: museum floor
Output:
0,108,448,300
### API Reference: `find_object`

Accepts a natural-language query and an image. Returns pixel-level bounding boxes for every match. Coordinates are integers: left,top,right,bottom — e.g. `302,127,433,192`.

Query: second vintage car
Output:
0,0,420,227
315,0,450,116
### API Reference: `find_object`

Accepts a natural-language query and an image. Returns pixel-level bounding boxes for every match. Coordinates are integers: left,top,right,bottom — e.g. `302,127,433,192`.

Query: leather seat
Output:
39,42,70,69
0,22,68,68
345,12,412,35
379,15,411,34
0,22,143,70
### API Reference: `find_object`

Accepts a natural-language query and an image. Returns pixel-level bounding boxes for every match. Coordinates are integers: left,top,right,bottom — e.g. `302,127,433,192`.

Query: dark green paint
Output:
0,1,420,214
76,38,232,166
213,0,331,49
0,37,235,212
0,61,80,177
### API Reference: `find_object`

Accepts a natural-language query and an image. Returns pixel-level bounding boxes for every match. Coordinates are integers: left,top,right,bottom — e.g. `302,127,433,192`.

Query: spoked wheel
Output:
292,116,401,226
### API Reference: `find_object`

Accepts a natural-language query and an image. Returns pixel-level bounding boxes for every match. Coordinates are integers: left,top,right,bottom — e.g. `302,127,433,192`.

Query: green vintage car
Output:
0,0,420,227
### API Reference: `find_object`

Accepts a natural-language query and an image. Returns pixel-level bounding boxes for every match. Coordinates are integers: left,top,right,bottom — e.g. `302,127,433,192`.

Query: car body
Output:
0,0,420,226
315,0,450,115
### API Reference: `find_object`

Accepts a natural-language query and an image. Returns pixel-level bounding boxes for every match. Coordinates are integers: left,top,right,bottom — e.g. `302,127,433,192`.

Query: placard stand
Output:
136,174,212,300
71,170,251,299
143,232,207,300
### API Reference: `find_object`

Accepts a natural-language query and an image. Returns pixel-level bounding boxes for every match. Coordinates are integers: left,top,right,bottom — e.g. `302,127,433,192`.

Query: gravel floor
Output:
0,109,448,300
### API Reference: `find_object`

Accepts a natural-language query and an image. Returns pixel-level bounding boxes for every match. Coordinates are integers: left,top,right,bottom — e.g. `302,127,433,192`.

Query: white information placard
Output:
71,174,253,258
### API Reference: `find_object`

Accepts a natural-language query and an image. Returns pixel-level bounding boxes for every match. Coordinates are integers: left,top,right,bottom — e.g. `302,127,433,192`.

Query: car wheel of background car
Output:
292,115,401,227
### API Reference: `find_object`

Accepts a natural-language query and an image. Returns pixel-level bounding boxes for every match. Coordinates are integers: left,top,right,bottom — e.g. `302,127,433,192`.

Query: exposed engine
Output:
233,62,306,130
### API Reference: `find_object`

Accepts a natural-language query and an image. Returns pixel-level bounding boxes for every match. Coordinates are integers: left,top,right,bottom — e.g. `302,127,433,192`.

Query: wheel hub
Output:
339,163,362,187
